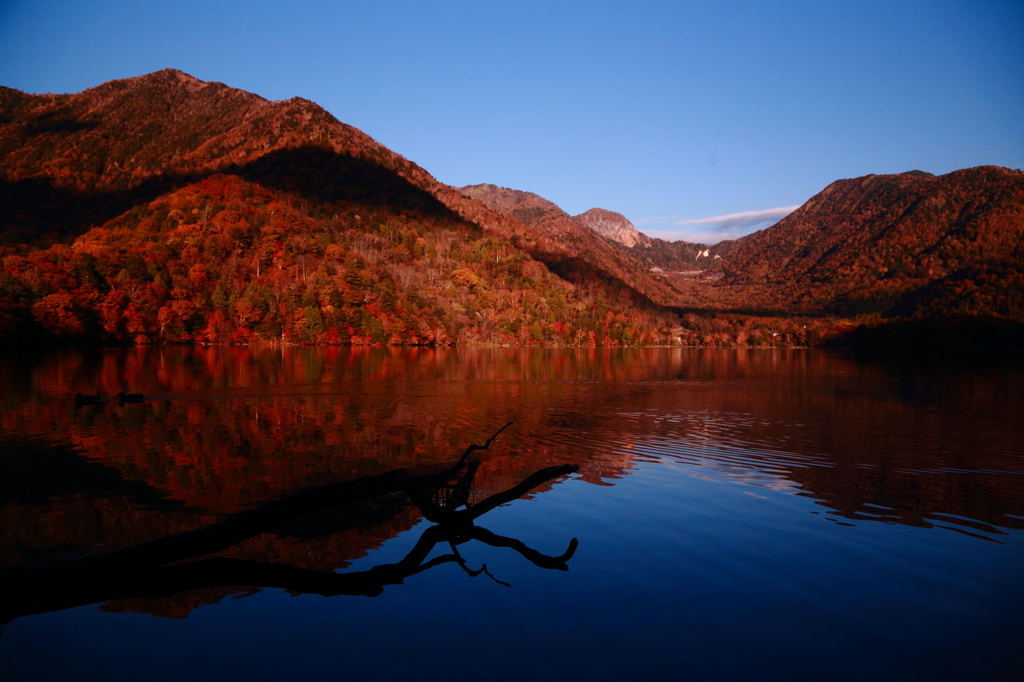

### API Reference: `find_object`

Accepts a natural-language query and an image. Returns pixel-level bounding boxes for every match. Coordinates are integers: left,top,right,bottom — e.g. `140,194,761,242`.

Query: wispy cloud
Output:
634,205,801,244
674,205,801,229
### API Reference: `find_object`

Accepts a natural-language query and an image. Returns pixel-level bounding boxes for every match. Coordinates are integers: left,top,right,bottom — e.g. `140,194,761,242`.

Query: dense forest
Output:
0,71,686,346
2,69,1023,348
1,172,683,346
722,167,1024,318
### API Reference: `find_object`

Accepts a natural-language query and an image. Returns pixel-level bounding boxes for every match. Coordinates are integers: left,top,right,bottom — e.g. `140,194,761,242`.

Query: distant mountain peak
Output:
141,68,203,84
573,208,651,248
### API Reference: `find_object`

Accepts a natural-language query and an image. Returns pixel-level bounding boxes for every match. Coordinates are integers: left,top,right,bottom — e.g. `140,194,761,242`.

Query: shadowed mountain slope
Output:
0,70,681,345
4,70,1021,345
0,69,458,246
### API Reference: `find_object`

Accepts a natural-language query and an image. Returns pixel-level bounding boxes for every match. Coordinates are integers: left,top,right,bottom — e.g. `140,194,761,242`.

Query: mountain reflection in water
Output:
2,438,579,625
1,347,1021,681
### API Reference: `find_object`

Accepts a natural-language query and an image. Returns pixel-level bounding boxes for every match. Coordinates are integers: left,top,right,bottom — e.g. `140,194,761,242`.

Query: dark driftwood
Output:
0,424,579,625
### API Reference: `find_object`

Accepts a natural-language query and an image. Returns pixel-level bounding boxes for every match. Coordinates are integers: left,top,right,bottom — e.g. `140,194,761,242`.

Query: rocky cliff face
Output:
573,208,651,248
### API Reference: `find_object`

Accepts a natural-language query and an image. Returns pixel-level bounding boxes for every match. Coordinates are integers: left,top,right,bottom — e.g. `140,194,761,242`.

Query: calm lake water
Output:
1,346,1022,681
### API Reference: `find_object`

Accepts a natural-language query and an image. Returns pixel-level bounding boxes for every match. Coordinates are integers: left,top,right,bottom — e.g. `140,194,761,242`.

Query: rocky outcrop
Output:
573,208,651,248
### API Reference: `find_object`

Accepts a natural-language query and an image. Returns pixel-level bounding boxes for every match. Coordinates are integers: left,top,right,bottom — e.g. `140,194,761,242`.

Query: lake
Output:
1,346,1021,681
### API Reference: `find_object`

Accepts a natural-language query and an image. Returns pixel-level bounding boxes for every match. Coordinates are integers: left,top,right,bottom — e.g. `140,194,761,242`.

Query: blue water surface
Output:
1,348,1021,681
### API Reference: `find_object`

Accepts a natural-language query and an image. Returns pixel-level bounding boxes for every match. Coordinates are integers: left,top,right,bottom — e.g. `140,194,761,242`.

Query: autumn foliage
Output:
2,173,684,345
721,167,1024,319
2,69,1023,348
0,70,682,346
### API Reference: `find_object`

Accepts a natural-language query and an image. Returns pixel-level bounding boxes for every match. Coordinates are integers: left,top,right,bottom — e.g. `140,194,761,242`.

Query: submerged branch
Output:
0,424,579,625
0,523,578,624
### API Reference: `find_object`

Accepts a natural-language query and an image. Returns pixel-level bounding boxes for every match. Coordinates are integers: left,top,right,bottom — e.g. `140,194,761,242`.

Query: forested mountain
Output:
2,69,1021,347
0,70,681,345
458,183,692,307
464,185,746,279
722,167,1024,318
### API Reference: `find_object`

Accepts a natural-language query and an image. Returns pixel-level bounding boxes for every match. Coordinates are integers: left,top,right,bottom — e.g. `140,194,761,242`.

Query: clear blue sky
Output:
2,1,1022,243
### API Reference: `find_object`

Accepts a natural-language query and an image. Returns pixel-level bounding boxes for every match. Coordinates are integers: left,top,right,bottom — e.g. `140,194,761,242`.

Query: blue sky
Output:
1,1,1022,243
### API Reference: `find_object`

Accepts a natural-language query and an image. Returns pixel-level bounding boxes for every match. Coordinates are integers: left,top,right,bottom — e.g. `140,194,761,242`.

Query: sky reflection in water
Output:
1,347,1021,681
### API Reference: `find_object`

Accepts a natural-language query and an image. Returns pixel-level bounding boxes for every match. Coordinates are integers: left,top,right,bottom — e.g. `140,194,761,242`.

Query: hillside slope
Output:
722,167,1024,317
458,183,718,307
0,70,686,313
0,70,680,345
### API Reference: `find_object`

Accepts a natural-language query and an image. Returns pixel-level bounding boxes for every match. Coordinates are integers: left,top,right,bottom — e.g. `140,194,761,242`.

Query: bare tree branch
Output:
0,425,580,626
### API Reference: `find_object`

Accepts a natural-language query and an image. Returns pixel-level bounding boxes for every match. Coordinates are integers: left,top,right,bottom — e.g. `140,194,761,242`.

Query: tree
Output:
0,425,579,624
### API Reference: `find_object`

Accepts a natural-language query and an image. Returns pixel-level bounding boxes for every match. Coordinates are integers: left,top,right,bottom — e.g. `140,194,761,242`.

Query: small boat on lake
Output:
117,391,143,404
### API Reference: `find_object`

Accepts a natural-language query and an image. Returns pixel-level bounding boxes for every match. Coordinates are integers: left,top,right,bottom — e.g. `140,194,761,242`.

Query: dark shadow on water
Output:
0,440,197,511
0,521,578,627
0,428,579,626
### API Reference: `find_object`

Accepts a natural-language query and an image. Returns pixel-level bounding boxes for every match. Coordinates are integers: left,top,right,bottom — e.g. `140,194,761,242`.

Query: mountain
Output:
0,70,682,346
0,69,477,251
609,233,738,279
570,207,744,282
458,183,696,307
721,166,1024,318
3,70,1021,348
462,184,739,288
458,184,564,227
572,208,650,248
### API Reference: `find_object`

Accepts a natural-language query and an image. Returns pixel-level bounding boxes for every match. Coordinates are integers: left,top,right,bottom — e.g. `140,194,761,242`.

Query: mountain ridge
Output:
3,69,690,311
722,165,1024,316
3,69,1023,348
457,182,698,308
0,70,682,345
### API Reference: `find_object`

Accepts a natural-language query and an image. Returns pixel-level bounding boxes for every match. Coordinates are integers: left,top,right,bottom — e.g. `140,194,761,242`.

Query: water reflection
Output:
1,346,1022,620
1,443,579,625
4,522,579,623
